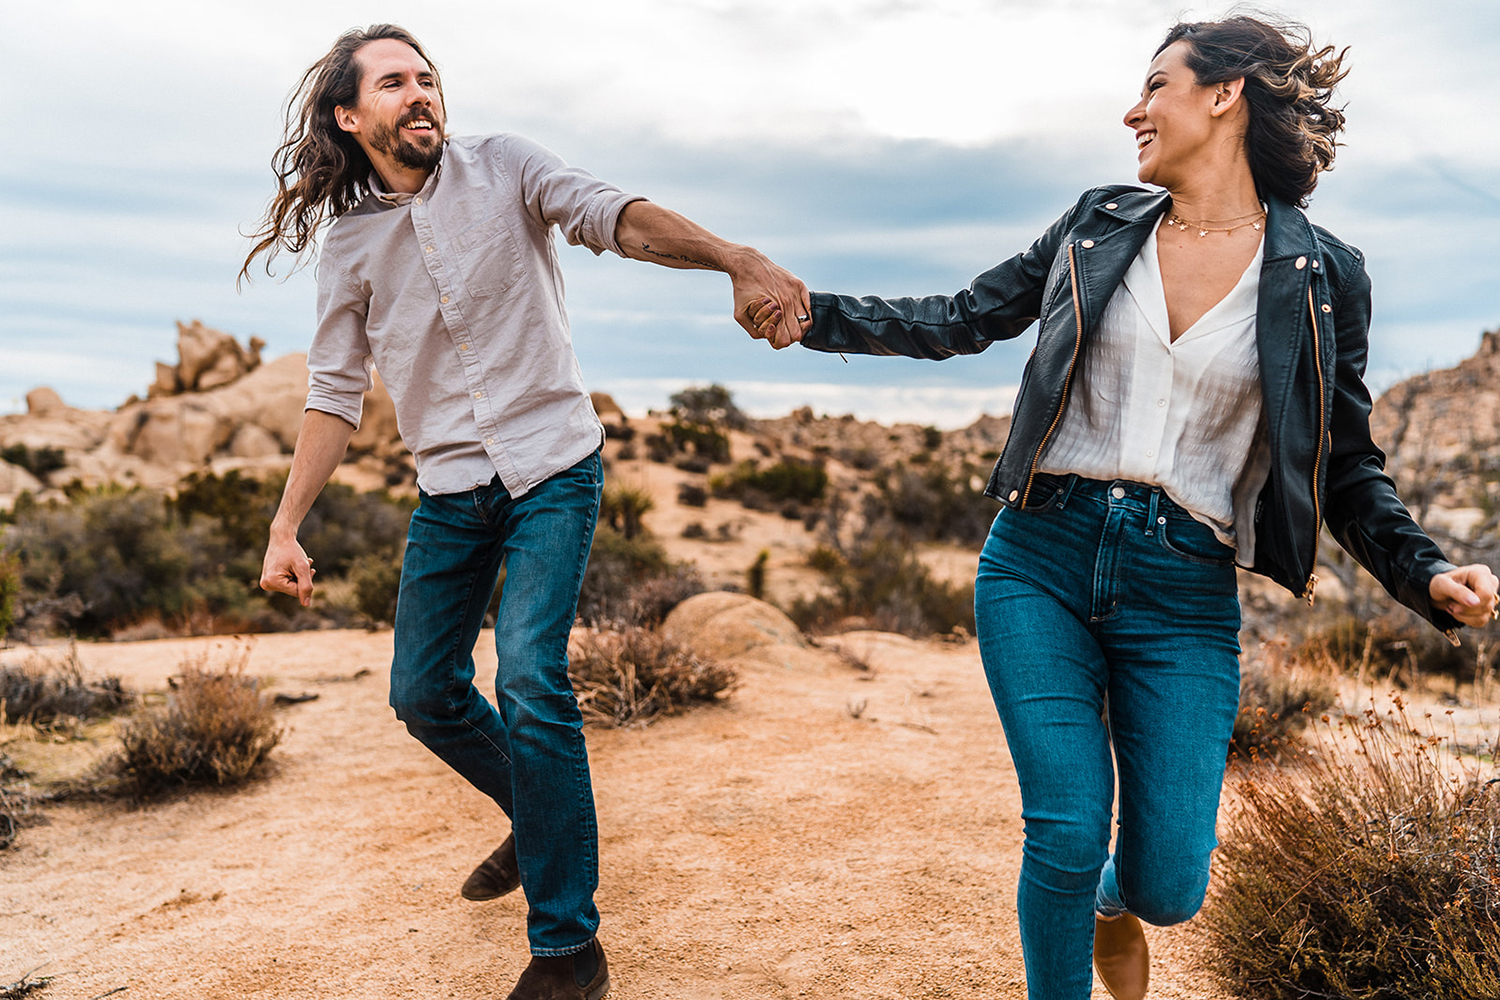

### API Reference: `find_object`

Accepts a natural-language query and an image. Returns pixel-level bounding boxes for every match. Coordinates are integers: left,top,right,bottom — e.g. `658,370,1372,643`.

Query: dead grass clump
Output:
0,643,130,725
112,652,281,796
1203,698,1500,999
569,625,736,727
1231,639,1338,760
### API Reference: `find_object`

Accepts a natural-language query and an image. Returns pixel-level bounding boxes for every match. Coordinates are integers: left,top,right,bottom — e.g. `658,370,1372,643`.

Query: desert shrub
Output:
295,481,415,576
1,443,66,478
662,421,731,464
921,425,944,450
569,624,737,726
747,549,769,600
669,383,750,430
348,551,403,624
1231,640,1339,759
0,643,129,724
576,526,670,623
793,529,975,638
1300,609,1475,686
0,554,18,641
600,484,654,539
677,483,708,507
623,564,705,628
711,458,828,506
112,652,282,796
1203,700,1500,999
680,521,707,540
870,461,992,546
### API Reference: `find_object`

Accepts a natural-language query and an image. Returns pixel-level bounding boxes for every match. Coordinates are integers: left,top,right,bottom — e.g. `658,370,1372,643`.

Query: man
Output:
246,24,808,1000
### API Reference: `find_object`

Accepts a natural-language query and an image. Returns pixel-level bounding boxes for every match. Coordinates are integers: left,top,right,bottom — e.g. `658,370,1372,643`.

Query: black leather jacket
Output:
804,185,1460,633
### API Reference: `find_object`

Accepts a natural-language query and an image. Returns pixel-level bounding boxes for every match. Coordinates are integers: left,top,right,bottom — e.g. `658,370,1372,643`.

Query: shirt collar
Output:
368,153,444,207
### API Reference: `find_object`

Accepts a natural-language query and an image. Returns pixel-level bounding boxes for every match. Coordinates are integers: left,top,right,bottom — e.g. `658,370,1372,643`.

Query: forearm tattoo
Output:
640,243,719,270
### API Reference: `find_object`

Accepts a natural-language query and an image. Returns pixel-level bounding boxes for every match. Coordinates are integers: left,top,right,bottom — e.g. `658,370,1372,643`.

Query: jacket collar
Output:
1093,188,1312,256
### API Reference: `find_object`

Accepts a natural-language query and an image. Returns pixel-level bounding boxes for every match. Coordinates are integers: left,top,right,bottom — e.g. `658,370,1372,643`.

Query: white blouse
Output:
1038,219,1271,566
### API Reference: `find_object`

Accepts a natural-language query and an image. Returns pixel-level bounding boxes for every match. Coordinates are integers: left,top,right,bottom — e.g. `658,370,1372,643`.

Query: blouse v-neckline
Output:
1125,218,1264,349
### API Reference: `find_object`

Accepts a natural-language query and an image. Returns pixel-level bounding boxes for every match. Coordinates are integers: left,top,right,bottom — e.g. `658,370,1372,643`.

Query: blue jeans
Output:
974,474,1241,1000
389,451,603,957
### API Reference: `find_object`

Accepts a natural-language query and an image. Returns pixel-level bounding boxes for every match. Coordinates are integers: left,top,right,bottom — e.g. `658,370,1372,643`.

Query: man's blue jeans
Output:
975,475,1241,1000
389,451,602,957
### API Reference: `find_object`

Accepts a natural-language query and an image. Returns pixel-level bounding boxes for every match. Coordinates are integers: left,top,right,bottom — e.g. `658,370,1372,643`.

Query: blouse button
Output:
1295,256,1307,270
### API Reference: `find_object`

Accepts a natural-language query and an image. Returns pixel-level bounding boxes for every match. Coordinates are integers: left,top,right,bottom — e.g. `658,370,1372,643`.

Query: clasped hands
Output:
729,254,813,350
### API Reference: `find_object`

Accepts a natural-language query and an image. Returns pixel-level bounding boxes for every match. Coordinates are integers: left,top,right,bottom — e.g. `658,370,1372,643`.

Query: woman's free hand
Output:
1429,564,1500,628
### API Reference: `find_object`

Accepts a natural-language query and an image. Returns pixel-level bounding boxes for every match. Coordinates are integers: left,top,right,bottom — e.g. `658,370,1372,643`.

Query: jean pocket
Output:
1158,516,1235,564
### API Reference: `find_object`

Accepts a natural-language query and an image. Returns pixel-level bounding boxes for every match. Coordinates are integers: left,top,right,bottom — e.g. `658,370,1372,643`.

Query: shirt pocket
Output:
452,216,524,299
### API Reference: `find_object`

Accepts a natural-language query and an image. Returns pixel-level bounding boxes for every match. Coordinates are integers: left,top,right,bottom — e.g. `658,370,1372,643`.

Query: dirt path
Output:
1,629,1229,999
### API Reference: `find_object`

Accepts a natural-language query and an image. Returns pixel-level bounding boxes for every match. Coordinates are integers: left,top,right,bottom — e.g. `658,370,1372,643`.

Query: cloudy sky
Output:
7,0,1499,426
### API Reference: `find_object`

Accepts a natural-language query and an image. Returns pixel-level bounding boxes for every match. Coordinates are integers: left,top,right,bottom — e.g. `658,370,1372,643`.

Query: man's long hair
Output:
240,24,443,282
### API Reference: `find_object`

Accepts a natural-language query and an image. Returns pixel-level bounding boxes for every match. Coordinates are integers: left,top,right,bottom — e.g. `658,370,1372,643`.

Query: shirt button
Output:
485,437,495,446
1157,399,1166,407
441,295,450,304
1081,239,1095,249
459,343,470,351
425,246,435,253
414,197,422,205
1295,256,1307,270
1111,486,1126,499
1146,450,1155,458
472,390,483,399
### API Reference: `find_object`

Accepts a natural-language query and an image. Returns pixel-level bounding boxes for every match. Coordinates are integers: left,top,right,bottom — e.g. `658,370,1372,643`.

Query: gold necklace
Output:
1164,210,1266,237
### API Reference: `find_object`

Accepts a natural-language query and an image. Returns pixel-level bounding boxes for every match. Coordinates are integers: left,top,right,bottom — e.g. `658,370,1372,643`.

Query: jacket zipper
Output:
1021,241,1085,506
1302,285,1326,606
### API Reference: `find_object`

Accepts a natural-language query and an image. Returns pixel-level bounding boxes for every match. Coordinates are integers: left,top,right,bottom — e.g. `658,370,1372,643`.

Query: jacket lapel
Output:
1255,198,1316,426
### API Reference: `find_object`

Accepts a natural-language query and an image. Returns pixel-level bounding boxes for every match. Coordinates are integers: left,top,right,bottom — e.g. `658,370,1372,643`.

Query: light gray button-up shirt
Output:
306,133,643,497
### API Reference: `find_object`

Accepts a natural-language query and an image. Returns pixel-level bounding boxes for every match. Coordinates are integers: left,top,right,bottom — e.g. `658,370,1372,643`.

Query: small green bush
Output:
746,549,769,600
669,383,750,430
1,443,66,479
1204,700,1500,999
569,624,737,726
600,485,654,540
112,652,282,797
0,554,18,641
712,458,828,506
577,525,670,624
793,529,974,638
349,551,403,624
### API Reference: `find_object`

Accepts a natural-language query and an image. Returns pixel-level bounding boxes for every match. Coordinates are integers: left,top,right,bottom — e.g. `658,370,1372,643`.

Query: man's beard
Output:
369,109,444,171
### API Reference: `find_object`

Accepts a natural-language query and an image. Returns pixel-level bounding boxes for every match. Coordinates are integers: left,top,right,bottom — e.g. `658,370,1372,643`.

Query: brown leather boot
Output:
505,939,609,1000
1093,912,1149,1000
461,833,521,901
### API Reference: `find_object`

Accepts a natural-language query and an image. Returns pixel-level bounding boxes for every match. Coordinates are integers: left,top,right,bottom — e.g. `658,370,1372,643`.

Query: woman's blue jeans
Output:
975,474,1241,1000
388,451,602,957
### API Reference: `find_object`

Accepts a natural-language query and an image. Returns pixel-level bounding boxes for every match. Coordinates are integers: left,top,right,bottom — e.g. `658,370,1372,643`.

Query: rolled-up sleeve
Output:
505,135,643,258
305,259,373,429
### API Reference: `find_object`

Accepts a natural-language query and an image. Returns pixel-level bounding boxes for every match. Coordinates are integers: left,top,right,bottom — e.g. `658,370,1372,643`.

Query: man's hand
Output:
1430,564,1500,629
261,531,317,607
729,253,811,350
746,294,813,347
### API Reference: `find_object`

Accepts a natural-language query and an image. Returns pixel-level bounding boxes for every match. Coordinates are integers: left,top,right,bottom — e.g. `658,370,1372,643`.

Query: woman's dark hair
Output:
1157,15,1348,207
241,24,443,282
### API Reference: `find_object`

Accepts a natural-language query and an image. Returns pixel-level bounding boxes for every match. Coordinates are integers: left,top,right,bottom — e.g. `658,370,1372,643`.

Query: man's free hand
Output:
1430,564,1500,629
260,532,317,607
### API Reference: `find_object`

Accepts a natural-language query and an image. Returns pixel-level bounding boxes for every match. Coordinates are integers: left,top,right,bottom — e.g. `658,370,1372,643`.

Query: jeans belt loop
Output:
1054,473,1078,510
1145,488,1160,537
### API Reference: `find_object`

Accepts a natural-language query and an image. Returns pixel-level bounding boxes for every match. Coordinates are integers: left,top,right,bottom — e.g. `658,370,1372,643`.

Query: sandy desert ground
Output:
0,621,1241,1000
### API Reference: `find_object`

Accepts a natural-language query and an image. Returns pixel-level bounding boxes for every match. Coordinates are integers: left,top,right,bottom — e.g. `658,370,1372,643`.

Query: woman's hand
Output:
1429,564,1500,629
746,296,813,347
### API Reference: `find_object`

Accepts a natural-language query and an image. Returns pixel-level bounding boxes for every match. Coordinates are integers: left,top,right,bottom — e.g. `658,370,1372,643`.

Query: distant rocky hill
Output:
1368,328,1500,550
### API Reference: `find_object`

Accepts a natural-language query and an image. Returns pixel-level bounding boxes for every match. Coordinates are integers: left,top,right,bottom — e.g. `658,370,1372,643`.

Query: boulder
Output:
228,423,284,459
0,460,44,497
348,369,402,455
661,591,807,663
149,321,267,397
25,387,67,417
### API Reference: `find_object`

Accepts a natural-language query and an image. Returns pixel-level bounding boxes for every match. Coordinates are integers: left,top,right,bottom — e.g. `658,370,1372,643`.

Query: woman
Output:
750,15,1498,1000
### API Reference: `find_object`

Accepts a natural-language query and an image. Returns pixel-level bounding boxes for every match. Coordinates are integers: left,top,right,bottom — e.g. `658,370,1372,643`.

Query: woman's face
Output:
1123,41,1223,190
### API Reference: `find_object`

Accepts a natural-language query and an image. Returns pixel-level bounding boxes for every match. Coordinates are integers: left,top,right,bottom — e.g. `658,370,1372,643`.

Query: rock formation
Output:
148,320,266,398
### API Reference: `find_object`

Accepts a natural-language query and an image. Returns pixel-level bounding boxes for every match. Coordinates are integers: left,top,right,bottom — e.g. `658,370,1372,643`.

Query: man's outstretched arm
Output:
614,200,811,349
259,409,356,607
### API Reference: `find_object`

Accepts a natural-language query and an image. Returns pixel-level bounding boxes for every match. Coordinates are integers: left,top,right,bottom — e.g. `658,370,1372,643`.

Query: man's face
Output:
337,38,446,173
